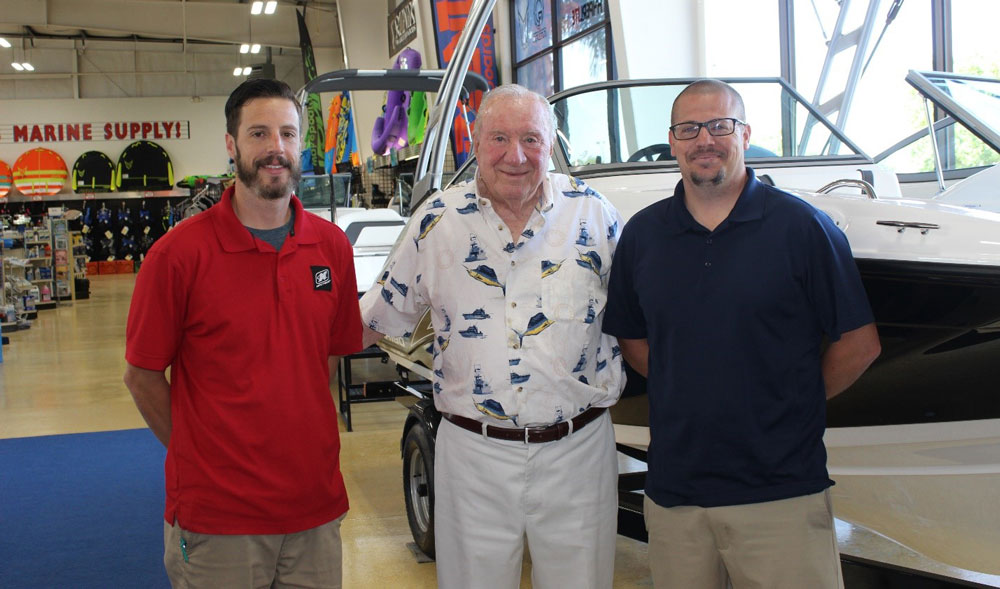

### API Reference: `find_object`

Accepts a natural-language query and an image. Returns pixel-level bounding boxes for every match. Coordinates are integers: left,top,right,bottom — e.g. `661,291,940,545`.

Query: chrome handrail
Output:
818,178,878,199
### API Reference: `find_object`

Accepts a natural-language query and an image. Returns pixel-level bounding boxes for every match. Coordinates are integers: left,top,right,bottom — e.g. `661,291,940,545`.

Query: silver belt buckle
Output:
524,424,545,444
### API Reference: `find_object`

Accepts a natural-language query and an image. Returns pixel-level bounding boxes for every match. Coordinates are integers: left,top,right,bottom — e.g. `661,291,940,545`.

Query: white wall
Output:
610,0,702,80
0,95,229,196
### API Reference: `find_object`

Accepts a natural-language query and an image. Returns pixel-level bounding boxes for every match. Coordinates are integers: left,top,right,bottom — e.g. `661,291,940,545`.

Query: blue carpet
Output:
0,428,169,588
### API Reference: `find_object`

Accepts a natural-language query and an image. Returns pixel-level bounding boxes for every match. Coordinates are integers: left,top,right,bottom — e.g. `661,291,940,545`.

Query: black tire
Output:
402,422,436,558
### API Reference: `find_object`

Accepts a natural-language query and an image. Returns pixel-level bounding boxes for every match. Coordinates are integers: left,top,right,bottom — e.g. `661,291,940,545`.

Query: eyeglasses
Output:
669,118,745,140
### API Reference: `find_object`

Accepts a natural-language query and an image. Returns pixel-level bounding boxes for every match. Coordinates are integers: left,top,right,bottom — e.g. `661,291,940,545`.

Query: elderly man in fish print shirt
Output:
360,84,625,589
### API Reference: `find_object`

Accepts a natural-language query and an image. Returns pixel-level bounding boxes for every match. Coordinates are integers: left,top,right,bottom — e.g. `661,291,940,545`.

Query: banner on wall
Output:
325,91,360,171
431,0,499,167
296,9,326,174
0,121,189,144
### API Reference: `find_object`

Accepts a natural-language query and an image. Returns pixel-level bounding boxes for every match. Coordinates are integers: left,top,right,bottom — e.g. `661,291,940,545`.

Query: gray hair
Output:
474,84,556,142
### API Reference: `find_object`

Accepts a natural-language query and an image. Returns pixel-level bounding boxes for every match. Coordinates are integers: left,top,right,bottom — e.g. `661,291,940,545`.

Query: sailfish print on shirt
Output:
563,176,598,198
465,264,505,294
413,211,444,251
475,399,518,426
512,312,554,347
576,250,608,282
541,259,564,278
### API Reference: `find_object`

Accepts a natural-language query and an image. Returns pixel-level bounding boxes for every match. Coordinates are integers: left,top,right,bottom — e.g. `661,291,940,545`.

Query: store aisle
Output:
0,273,652,588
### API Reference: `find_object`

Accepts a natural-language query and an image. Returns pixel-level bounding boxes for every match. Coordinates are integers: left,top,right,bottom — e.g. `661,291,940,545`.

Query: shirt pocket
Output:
542,271,598,322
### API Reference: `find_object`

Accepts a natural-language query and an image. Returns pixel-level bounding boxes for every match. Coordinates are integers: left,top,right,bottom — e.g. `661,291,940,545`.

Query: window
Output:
512,0,612,97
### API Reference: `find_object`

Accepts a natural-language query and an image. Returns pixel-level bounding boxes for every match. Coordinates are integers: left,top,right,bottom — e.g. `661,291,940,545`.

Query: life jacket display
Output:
72,150,116,193
115,141,174,191
0,159,12,198
12,147,68,197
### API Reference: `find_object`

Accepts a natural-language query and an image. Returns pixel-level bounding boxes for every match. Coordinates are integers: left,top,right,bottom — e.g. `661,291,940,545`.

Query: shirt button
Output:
706,238,713,244
498,224,504,231
510,260,516,266
511,302,517,308
705,262,712,267
517,387,523,392
512,343,520,350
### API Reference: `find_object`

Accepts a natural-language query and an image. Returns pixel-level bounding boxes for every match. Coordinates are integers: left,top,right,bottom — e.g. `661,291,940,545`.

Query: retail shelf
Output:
0,189,189,203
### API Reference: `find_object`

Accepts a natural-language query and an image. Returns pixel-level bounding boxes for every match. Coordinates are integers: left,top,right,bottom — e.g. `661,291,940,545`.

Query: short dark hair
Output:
224,78,301,137
671,79,746,125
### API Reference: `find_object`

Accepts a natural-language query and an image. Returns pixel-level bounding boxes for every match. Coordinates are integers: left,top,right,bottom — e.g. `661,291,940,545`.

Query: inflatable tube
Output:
13,147,68,197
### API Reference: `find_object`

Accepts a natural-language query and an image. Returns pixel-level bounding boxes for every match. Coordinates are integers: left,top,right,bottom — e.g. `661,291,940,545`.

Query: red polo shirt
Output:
126,187,362,534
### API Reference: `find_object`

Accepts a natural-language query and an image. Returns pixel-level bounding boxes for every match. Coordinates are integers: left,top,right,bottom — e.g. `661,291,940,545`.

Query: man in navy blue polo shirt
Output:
603,79,881,588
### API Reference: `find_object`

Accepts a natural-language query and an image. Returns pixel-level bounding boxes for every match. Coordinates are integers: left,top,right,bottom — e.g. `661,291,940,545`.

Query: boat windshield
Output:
913,72,1000,146
548,79,870,169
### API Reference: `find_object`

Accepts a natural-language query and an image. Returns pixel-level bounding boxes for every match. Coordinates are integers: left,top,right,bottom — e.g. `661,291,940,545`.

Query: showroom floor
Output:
0,273,653,587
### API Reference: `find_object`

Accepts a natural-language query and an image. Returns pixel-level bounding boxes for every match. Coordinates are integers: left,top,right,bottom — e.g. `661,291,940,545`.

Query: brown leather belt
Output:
442,407,606,444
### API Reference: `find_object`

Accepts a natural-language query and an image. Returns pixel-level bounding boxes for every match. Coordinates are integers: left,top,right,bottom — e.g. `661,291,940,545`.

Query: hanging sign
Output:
388,0,418,56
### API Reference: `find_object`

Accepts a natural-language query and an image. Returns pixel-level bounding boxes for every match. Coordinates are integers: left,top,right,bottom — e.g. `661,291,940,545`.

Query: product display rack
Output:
1,224,51,329
50,218,73,301
0,229,11,335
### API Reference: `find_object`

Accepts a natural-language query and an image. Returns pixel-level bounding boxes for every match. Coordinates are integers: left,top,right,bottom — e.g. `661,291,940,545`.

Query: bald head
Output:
671,79,746,125
474,84,556,143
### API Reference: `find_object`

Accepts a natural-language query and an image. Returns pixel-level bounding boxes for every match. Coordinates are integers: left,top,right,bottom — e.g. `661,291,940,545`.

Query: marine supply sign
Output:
1,121,190,144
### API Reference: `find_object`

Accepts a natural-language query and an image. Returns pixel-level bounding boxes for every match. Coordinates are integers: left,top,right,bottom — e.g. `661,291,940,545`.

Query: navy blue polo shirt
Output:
604,168,873,508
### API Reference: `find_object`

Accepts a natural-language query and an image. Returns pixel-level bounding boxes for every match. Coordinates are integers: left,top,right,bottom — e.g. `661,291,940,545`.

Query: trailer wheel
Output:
403,422,435,558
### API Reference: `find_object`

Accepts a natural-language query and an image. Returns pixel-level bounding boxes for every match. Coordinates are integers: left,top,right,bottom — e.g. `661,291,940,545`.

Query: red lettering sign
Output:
1,120,189,144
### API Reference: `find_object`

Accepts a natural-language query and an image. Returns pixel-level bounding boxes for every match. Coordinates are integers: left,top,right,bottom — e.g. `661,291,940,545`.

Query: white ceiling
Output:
0,0,345,99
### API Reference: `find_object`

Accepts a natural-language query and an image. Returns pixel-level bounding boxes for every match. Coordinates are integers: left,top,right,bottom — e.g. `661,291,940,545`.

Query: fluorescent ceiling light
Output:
22,62,33,71
11,62,23,71
0,38,11,48
250,1,263,15
264,1,277,15
240,43,250,54
250,44,261,54
243,66,252,75
233,67,243,76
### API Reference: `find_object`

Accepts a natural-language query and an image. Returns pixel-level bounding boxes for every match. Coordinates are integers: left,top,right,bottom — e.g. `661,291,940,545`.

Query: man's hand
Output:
823,323,881,399
362,322,384,349
123,363,172,447
617,337,650,378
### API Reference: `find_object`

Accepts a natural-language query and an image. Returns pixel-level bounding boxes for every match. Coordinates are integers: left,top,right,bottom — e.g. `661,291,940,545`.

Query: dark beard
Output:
691,170,725,186
688,149,726,187
234,146,302,200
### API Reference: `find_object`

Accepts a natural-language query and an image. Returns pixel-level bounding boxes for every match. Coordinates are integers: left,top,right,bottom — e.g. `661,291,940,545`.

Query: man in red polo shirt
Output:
124,78,362,587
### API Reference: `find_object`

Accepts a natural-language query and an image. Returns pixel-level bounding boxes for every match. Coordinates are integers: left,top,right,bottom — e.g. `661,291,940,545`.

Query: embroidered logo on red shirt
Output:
312,266,332,291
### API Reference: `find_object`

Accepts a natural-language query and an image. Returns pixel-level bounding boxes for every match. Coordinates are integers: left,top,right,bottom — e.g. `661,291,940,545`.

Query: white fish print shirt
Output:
360,173,626,427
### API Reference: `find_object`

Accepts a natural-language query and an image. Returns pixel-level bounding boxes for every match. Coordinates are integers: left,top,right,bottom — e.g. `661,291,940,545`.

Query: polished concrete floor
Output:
0,273,653,587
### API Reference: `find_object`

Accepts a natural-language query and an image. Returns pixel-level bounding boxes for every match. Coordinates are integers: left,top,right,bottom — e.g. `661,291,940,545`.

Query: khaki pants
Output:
163,515,345,588
644,490,843,589
434,412,618,589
